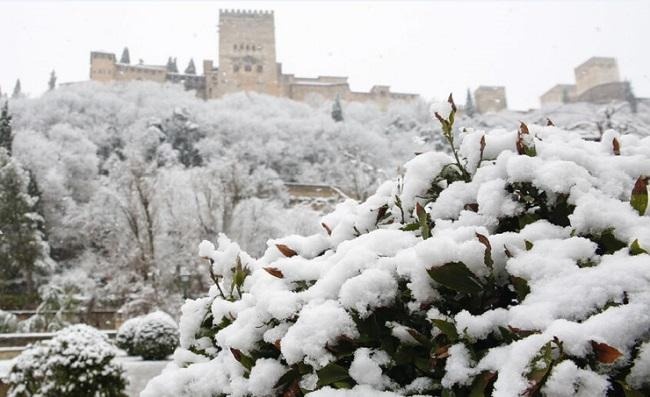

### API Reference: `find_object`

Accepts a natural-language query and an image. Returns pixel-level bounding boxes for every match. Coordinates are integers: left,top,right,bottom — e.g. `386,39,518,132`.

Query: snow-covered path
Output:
0,355,169,397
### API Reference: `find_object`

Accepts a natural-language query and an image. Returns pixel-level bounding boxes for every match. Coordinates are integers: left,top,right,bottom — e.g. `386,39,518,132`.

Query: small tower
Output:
217,9,280,96
90,52,117,82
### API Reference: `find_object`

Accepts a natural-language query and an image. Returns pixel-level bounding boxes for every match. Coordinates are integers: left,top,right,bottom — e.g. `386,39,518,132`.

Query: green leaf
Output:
274,369,300,389
470,371,497,397
428,262,483,294
432,319,459,342
316,363,350,388
524,240,534,251
615,380,646,397
631,176,648,215
511,276,530,302
416,202,431,239
230,348,254,371
523,342,555,396
406,328,432,347
401,223,420,232
630,239,648,255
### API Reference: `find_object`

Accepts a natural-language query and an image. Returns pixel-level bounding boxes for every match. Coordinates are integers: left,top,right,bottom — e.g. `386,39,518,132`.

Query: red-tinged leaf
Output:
264,267,284,279
612,137,621,155
546,118,555,126
416,202,426,218
591,341,623,363
504,245,513,258
519,121,530,135
276,244,297,257
321,222,332,236
274,339,282,351
282,379,301,397
464,203,479,212
448,93,457,112
230,347,242,362
376,204,389,224
434,344,450,359
516,122,536,156
479,135,486,162
631,176,648,215
476,232,494,268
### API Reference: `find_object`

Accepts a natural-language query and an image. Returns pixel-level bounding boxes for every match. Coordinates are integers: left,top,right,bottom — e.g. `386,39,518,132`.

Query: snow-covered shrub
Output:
4,324,127,397
0,309,18,332
143,95,650,396
133,311,179,360
115,315,143,355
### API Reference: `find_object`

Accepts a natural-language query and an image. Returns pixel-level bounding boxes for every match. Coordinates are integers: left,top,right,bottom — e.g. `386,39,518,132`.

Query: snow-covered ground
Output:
0,355,169,397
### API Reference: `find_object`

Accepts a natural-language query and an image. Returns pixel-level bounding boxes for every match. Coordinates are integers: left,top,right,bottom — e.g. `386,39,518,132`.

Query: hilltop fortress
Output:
90,9,417,105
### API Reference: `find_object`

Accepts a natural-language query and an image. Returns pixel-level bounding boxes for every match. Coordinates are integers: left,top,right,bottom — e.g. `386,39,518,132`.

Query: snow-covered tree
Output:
184,59,196,75
331,95,343,122
464,88,475,117
120,47,131,64
0,100,12,154
11,79,22,99
0,149,53,297
48,70,57,91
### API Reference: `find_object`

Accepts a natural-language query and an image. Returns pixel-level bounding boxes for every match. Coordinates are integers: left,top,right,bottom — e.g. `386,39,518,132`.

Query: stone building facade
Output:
474,86,507,113
540,57,633,106
90,9,417,105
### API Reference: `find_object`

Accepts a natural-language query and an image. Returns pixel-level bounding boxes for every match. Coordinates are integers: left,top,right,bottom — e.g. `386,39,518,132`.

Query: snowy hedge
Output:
0,309,18,332
132,311,180,360
115,315,143,356
143,97,650,396
4,324,127,397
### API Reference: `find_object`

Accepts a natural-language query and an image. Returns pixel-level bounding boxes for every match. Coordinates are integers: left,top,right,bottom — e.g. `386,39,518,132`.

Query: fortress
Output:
90,9,417,105
540,57,634,107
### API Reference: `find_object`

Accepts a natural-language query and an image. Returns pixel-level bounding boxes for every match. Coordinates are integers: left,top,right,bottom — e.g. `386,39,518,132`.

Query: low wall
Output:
9,310,120,330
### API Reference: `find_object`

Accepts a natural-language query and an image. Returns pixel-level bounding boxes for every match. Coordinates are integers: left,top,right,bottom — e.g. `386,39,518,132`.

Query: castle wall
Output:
114,64,167,82
576,81,630,104
217,10,281,97
540,84,577,106
474,86,507,113
575,57,620,96
288,83,350,102
89,9,418,106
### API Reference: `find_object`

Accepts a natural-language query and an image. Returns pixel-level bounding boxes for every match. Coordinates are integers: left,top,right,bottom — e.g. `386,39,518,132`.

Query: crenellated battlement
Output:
219,9,274,18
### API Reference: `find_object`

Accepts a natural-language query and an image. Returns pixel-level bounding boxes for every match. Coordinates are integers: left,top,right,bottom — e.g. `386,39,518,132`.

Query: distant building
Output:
540,57,634,107
90,10,417,106
285,182,351,211
474,86,507,114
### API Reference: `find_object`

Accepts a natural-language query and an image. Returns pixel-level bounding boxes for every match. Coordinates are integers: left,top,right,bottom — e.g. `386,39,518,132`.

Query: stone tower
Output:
474,86,507,114
574,57,620,97
217,10,280,96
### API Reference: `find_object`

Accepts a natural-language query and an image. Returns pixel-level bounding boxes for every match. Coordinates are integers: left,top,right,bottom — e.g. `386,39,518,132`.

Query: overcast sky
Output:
1,0,649,110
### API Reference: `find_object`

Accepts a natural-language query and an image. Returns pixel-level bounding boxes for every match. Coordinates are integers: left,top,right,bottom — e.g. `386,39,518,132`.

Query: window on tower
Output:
257,65,263,73
233,65,240,72
244,64,252,72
